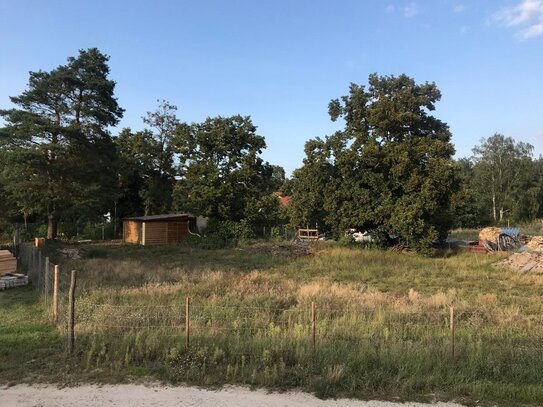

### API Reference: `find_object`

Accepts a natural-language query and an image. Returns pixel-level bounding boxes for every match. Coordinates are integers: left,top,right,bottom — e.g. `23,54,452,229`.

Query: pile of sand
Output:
525,236,543,252
495,251,543,273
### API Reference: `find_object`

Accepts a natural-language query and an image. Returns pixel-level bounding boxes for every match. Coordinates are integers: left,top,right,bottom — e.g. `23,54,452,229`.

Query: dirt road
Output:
0,384,464,407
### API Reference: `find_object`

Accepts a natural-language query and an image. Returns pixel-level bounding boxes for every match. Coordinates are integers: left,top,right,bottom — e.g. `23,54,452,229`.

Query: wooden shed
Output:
122,214,192,245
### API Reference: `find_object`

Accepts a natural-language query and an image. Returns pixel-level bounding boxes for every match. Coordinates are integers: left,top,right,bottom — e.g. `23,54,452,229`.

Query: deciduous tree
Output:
173,115,277,224
291,74,459,252
471,134,535,222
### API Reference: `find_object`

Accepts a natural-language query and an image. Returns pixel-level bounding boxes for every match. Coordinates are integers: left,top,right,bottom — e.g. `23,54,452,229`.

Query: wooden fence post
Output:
44,257,50,305
38,253,42,294
52,265,59,324
450,305,455,359
311,301,316,352
68,270,77,354
185,297,191,349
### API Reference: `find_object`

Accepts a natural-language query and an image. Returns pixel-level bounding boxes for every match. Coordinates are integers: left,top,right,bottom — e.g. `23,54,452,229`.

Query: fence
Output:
16,242,58,308
54,277,543,362
62,293,458,357
10,242,543,379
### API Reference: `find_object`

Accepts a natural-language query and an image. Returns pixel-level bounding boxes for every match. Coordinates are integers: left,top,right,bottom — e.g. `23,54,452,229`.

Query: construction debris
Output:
478,227,520,252
495,252,543,274
479,227,502,243
525,236,543,252
0,250,17,276
58,248,82,260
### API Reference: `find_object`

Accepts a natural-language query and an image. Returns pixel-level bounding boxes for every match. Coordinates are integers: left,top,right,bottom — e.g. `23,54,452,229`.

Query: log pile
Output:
479,227,502,243
0,250,17,276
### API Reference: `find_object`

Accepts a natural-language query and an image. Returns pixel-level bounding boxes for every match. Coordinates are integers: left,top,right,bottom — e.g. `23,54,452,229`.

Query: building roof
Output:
273,192,292,207
123,214,192,222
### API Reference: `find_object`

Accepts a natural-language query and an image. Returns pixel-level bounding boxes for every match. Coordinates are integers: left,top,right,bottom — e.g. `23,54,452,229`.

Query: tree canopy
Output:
290,74,459,251
172,115,279,225
0,48,123,238
2,49,542,247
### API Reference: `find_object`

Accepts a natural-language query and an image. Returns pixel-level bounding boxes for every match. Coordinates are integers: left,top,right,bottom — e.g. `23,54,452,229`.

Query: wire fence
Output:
10,241,543,366
49,279,543,361
16,242,57,307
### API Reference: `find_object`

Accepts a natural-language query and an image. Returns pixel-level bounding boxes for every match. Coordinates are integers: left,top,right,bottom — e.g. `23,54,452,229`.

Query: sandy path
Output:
0,384,464,407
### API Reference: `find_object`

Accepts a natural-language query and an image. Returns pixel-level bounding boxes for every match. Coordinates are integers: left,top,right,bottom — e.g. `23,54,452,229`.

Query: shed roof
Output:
123,214,192,222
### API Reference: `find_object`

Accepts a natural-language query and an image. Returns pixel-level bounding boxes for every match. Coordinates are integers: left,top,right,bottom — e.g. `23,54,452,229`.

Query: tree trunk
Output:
47,212,59,239
492,194,497,222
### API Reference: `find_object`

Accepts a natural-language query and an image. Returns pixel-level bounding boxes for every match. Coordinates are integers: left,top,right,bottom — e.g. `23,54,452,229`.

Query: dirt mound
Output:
495,251,543,273
525,236,543,252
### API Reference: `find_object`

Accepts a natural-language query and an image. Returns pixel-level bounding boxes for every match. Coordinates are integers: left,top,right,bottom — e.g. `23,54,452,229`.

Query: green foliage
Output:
173,115,280,228
290,74,459,252
471,133,537,223
206,219,255,242
0,48,123,238
114,100,179,219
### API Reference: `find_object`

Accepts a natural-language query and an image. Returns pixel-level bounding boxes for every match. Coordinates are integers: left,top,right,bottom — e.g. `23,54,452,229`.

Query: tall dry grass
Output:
36,242,543,403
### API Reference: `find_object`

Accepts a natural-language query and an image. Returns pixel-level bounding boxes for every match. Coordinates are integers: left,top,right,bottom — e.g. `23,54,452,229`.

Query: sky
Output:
1,0,542,175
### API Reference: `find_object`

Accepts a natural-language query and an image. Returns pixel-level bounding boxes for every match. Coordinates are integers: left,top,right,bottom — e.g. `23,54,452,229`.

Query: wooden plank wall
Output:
143,220,189,245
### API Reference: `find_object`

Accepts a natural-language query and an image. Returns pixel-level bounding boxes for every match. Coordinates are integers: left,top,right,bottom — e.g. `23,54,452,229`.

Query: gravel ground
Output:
0,384,465,407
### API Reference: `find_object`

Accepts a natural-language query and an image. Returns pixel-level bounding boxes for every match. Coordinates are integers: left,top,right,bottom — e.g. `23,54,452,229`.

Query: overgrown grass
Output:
3,241,543,405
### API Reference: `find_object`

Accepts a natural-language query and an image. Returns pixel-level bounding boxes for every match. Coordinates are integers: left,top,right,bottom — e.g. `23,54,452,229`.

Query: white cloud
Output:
494,0,543,39
386,4,395,13
404,2,418,18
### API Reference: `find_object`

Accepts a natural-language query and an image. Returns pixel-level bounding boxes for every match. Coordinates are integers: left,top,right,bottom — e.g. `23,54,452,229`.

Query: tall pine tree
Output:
0,48,123,238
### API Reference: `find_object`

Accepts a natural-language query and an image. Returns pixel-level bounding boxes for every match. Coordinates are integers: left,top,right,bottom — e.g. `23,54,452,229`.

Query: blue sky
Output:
1,0,542,175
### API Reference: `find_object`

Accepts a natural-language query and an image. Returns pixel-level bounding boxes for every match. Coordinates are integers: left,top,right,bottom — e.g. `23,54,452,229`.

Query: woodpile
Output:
479,227,502,243
0,250,17,276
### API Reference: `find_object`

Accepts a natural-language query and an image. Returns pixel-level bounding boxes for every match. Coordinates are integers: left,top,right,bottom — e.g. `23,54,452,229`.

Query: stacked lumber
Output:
0,250,17,276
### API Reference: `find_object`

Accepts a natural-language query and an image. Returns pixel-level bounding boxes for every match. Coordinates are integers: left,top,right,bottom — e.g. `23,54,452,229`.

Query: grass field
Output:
2,241,543,406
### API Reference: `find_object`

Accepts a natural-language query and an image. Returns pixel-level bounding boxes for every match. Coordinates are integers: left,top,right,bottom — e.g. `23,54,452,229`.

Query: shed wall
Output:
143,220,189,245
